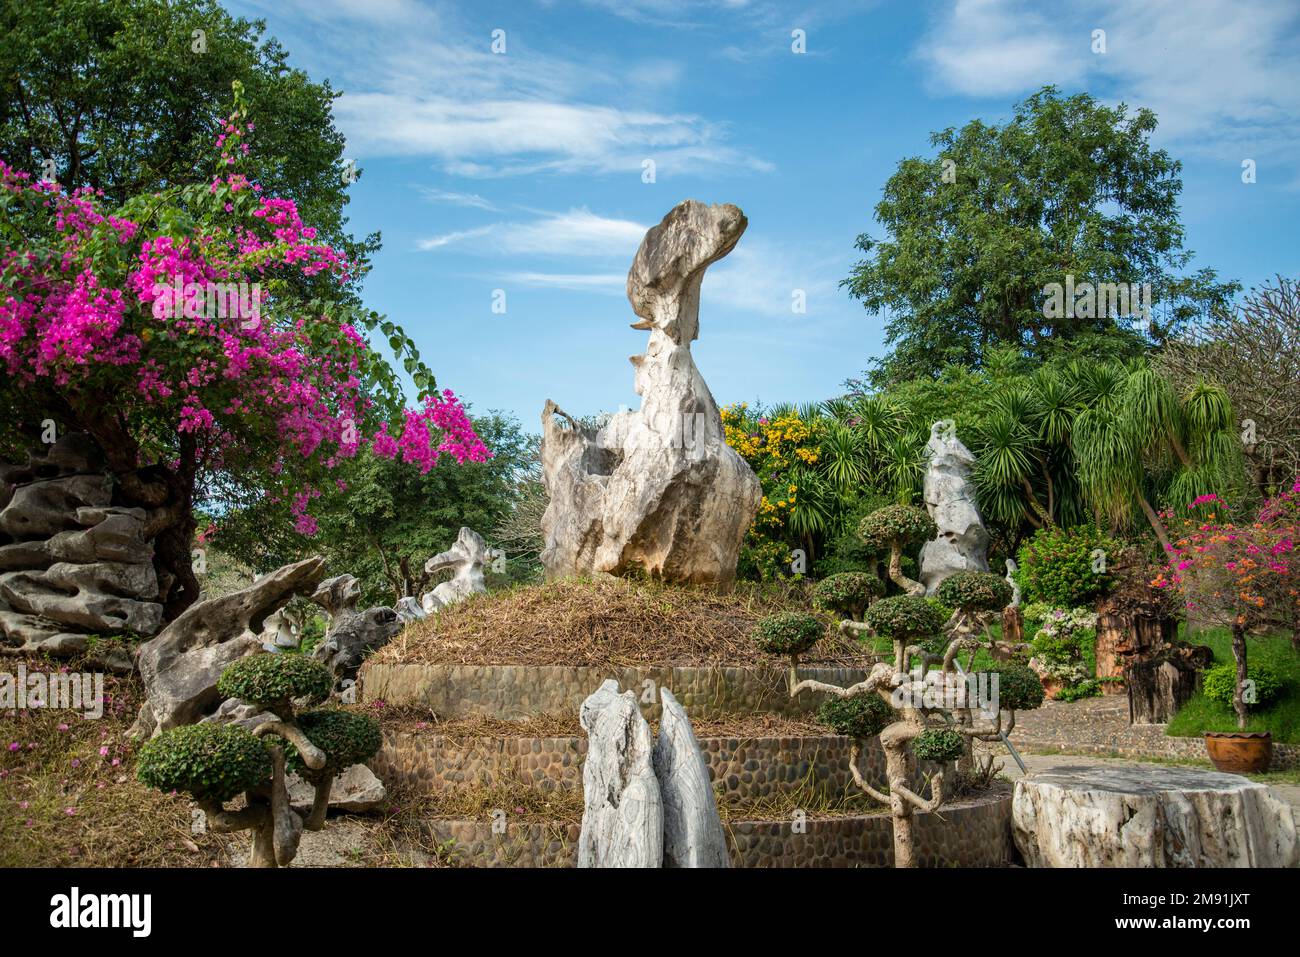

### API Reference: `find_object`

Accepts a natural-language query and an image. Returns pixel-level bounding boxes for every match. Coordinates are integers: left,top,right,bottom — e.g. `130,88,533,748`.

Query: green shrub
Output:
281,710,383,781
1056,678,1101,702
1015,526,1114,607
753,612,824,656
136,723,271,804
1202,662,1284,710
813,572,884,620
982,663,1045,712
217,654,333,710
911,728,964,763
858,505,936,551
937,571,1012,613
817,694,896,738
864,595,945,643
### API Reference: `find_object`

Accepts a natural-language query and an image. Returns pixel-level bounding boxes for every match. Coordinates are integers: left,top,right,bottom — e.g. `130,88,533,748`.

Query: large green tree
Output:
845,86,1238,387
0,0,371,267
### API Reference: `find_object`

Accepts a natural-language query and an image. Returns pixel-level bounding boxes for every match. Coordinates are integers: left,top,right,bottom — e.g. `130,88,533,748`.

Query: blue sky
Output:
226,0,1300,428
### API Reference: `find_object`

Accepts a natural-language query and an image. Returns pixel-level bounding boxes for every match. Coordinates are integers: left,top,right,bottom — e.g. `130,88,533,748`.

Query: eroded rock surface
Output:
287,764,387,815
0,434,162,665
541,200,761,587
653,687,729,868
1012,765,1300,867
132,557,327,737
310,574,401,685
919,421,989,594
577,679,663,867
420,526,489,613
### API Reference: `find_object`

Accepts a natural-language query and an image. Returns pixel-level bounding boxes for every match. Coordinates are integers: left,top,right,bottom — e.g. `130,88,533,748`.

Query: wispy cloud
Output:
418,208,647,257
416,186,501,211
499,271,626,292
915,0,1300,171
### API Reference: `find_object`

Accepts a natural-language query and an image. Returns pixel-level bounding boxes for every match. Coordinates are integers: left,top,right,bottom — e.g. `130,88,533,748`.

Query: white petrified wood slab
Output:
653,688,729,868
577,679,663,867
1013,765,1300,868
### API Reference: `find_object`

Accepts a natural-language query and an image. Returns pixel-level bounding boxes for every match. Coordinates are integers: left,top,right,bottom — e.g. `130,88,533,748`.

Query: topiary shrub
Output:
981,663,1046,712
864,595,945,644
813,572,884,621
1202,662,1283,710
911,728,964,763
817,694,896,738
753,612,824,656
282,710,383,782
216,653,333,711
136,723,271,804
937,571,1012,613
1015,525,1114,607
857,505,936,552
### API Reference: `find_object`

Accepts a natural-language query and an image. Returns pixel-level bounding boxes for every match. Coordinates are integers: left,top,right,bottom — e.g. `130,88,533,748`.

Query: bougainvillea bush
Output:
0,83,487,617
1155,481,1300,727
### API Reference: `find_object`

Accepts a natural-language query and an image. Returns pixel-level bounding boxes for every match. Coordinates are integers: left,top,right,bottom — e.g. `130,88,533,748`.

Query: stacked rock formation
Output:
310,573,401,686
419,526,490,614
540,200,761,587
0,434,162,667
918,421,989,594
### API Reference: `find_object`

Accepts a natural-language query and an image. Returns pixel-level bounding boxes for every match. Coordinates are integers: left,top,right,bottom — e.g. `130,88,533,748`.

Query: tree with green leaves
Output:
844,86,1238,387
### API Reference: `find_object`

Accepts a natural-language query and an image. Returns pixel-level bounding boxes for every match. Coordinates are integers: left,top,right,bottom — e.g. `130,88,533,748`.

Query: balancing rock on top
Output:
540,200,761,587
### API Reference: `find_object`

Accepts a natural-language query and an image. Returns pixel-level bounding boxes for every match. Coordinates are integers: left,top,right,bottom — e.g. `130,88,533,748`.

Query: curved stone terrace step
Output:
418,786,1013,868
360,661,876,721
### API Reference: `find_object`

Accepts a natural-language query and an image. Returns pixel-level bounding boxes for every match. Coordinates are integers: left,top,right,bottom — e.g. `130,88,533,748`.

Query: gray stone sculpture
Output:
653,688,730,868
259,606,302,653
420,526,489,613
541,200,761,587
309,573,401,684
132,556,327,737
0,434,163,667
1013,765,1299,868
577,679,664,868
1004,558,1021,608
918,421,989,595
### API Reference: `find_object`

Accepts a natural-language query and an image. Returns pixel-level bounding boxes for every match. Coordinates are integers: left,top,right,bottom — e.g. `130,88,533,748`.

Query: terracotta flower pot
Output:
1204,731,1272,774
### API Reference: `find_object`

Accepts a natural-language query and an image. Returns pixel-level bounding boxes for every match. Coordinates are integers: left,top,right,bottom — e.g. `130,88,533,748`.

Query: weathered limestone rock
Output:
1012,765,1300,867
310,574,401,684
577,679,663,867
0,435,163,660
653,687,729,868
919,421,989,595
287,764,386,815
132,557,327,737
1004,558,1021,607
259,607,302,652
541,200,761,587
420,527,489,613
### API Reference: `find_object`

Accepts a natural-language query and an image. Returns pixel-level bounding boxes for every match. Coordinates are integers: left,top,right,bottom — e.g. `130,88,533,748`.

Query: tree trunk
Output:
1231,621,1248,731
1136,494,1173,554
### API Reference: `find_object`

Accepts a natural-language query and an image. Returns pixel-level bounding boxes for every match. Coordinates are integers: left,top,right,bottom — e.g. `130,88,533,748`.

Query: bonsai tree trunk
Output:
886,543,925,597
1231,620,1249,731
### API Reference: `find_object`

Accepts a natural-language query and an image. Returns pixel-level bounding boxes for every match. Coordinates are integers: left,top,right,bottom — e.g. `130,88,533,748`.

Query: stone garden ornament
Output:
918,420,990,595
577,679,729,868
420,526,490,613
540,200,761,587
309,573,401,685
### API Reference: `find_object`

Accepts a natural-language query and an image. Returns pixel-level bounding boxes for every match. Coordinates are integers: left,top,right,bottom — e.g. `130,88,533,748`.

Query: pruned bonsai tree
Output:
754,611,825,690
813,572,885,623
936,570,1024,663
136,654,381,867
855,505,936,600
770,592,1043,868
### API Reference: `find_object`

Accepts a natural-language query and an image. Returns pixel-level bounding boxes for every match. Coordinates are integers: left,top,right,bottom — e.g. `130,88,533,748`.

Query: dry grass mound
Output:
373,577,872,668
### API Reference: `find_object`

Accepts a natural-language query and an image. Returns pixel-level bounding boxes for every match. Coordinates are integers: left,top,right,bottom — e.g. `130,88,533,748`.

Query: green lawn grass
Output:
1166,626,1300,743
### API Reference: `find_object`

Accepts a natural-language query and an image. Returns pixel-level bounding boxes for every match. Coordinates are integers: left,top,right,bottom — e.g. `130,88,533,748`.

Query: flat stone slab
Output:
1013,764,1300,868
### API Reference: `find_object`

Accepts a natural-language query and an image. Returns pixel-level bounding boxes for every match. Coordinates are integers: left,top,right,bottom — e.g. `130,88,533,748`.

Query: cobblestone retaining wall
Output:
422,788,1013,868
360,662,873,720
372,730,935,801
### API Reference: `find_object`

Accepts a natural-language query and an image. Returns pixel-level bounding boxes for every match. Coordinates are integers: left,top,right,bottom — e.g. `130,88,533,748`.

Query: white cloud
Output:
499,272,627,292
416,186,501,211
418,209,647,257
915,0,1300,169
236,0,769,178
